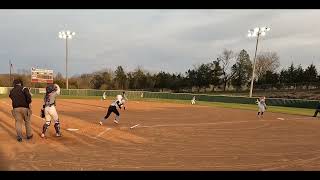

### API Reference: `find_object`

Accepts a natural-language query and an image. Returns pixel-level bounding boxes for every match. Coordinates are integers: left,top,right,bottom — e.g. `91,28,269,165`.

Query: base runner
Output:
99,95,125,125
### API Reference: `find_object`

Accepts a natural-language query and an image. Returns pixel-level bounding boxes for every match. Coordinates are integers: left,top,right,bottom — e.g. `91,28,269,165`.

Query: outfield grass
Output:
0,94,7,98
138,98,314,116
0,94,314,116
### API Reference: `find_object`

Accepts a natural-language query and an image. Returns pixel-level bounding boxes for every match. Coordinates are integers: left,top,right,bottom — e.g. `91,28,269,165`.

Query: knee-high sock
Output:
54,122,61,134
42,122,50,134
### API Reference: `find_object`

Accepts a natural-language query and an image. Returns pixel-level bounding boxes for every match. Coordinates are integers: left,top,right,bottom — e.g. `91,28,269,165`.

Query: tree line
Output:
1,48,319,92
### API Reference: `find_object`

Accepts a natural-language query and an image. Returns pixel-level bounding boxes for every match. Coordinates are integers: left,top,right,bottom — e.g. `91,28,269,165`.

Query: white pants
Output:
191,100,196,104
44,106,59,124
258,105,265,113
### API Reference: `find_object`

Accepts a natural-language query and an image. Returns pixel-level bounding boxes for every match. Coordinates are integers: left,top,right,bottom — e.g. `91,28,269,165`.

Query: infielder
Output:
122,91,128,110
99,94,125,125
41,84,62,138
256,96,267,118
191,96,196,104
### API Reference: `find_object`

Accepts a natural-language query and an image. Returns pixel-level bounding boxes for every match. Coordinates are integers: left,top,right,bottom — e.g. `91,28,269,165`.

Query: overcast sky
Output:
1,9,320,76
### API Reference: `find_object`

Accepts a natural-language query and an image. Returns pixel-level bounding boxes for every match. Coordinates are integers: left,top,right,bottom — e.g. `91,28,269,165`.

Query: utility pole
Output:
9,60,12,86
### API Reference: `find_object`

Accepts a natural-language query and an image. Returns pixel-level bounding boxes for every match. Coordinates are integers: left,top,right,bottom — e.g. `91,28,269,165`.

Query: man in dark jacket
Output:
9,79,33,142
313,102,320,117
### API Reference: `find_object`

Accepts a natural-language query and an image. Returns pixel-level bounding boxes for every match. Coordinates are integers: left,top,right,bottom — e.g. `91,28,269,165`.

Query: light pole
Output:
59,30,75,89
9,60,12,86
247,26,270,98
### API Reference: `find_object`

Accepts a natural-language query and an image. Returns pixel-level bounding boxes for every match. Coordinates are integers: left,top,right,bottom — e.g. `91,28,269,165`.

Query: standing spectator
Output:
9,79,33,142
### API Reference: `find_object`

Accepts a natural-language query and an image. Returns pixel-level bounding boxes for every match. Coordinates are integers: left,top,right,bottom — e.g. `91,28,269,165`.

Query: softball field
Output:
1,97,320,170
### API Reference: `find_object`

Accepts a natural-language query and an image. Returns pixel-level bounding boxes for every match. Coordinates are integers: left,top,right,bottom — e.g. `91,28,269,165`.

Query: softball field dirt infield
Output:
1,98,320,170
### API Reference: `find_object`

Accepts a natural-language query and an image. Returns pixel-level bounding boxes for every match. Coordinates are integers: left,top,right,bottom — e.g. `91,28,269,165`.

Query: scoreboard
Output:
31,68,54,83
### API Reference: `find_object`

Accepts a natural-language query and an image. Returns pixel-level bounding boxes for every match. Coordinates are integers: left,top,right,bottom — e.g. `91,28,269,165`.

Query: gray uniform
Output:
41,84,61,137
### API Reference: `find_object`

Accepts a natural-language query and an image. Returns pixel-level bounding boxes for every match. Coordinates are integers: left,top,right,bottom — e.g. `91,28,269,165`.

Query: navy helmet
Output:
46,84,55,93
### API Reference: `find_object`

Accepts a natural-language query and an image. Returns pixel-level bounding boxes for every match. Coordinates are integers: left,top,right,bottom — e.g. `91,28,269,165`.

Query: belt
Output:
45,103,55,107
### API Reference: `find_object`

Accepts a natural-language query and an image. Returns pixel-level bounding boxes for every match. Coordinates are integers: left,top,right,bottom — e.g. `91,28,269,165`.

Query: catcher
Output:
40,84,62,138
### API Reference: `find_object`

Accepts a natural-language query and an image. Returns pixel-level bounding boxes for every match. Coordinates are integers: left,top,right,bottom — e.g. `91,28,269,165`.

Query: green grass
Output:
0,94,314,116
134,98,314,117
0,94,7,98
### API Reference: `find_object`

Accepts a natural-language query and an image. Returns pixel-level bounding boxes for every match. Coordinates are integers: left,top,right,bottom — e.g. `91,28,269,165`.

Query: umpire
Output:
9,79,33,142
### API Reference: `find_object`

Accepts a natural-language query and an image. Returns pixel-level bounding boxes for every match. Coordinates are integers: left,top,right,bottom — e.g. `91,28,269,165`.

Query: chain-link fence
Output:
0,87,318,109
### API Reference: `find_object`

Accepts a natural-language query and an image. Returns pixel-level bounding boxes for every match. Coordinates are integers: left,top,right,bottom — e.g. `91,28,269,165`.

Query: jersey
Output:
257,99,267,111
110,99,124,109
44,85,61,107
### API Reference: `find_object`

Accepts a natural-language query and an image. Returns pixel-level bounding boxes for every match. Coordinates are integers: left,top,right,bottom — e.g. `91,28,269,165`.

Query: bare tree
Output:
217,49,236,91
255,52,280,80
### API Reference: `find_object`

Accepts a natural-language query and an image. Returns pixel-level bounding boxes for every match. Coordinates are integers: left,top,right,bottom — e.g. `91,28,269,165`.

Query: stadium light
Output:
59,30,76,89
247,26,271,98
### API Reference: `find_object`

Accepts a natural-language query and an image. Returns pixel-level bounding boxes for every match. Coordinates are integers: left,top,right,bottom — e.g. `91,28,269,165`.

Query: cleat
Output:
17,137,22,142
56,133,62,137
99,121,103,126
27,134,33,140
41,133,45,138
113,120,119,124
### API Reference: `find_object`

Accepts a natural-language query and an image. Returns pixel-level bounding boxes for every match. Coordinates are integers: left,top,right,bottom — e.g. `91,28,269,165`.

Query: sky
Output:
1,9,320,76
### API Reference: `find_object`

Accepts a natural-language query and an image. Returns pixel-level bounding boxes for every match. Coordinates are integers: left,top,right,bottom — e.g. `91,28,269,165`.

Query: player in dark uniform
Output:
313,102,320,117
99,95,125,125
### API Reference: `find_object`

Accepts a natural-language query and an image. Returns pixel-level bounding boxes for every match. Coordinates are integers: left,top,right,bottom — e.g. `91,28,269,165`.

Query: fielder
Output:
122,91,128,110
313,102,320,117
191,96,196,105
40,84,62,138
102,91,107,101
256,96,267,118
99,94,125,125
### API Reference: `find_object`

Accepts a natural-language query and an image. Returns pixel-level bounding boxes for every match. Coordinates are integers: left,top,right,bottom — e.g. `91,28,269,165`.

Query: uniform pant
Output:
44,106,59,123
258,106,265,115
42,106,60,134
103,106,120,121
11,107,33,138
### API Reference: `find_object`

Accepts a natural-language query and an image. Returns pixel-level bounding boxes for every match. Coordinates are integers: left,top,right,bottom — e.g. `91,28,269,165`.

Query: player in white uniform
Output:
256,96,267,118
41,84,62,138
122,91,128,110
191,96,196,104
99,95,125,125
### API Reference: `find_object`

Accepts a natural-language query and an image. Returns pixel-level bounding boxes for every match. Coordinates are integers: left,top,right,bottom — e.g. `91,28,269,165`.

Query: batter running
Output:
99,95,125,125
